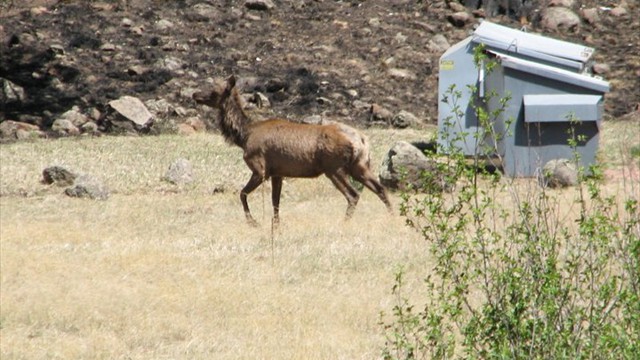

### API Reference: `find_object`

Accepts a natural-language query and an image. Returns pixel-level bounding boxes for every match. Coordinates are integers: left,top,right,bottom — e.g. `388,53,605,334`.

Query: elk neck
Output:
219,89,253,148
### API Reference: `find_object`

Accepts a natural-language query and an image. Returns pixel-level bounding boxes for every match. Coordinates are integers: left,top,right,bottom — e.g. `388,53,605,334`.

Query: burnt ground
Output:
0,0,638,131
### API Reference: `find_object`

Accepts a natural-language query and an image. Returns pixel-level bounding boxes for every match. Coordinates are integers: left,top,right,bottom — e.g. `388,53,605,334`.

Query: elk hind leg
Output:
326,171,360,220
350,166,392,213
241,172,264,226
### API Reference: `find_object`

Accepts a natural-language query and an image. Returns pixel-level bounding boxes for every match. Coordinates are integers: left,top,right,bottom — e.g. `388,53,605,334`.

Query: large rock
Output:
51,118,80,136
56,106,90,127
106,95,154,133
64,174,110,200
0,120,44,140
392,110,419,129
163,158,194,185
108,96,153,126
427,34,451,54
541,7,581,31
1,78,26,104
379,141,454,192
245,0,275,11
539,158,578,188
42,166,77,186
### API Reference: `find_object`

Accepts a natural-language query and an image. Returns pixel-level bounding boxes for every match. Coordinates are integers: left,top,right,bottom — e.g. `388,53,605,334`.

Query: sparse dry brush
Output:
0,129,427,359
0,116,637,359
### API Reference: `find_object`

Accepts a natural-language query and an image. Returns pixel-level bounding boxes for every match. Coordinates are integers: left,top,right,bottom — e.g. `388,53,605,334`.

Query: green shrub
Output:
380,47,640,360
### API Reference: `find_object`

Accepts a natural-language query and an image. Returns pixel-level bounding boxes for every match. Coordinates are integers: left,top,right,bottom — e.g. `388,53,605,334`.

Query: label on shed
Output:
440,60,454,70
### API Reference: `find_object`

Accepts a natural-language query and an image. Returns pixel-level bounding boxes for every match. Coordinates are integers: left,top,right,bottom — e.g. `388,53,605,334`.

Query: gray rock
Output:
42,166,77,186
581,8,600,26
57,106,90,127
427,34,451,54
539,158,578,188
188,3,218,21
51,118,80,136
541,7,581,31
592,63,610,75
0,120,43,140
245,0,275,11
80,121,100,134
145,98,174,117
155,19,175,31
447,11,473,28
156,56,184,72
108,96,153,127
392,110,419,129
380,141,454,192
1,78,26,103
448,1,467,12
610,6,628,17
387,68,417,81
549,0,575,7
65,174,110,200
163,158,194,185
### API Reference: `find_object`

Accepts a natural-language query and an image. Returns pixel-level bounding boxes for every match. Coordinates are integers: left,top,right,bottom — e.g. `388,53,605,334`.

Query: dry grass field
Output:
1,122,638,359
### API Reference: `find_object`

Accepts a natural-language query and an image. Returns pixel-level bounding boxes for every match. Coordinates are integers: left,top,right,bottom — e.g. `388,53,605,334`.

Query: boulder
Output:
0,120,44,140
245,0,275,11
64,174,110,200
610,6,628,17
106,95,154,133
187,3,219,21
51,118,80,136
539,158,578,188
581,7,600,25
163,158,194,185
392,110,419,129
387,68,417,81
1,78,26,104
549,0,575,7
56,106,90,127
541,7,580,31
380,141,454,192
447,11,473,28
42,166,77,186
427,34,451,54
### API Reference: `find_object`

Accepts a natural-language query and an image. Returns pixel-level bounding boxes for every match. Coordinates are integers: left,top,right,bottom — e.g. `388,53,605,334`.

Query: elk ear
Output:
226,75,237,90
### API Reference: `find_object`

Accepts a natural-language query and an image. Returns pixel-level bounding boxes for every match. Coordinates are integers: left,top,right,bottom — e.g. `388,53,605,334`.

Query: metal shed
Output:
437,21,610,177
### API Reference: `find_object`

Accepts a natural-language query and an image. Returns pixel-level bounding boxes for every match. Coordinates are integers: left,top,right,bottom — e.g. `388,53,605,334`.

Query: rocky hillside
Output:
1,0,638,139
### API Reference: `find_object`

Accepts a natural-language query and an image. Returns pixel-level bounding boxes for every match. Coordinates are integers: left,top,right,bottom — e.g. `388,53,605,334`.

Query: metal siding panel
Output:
523,94,602,123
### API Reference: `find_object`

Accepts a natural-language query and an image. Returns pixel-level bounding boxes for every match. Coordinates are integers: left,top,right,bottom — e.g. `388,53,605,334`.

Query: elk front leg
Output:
240,173,264,226
271,176,283,226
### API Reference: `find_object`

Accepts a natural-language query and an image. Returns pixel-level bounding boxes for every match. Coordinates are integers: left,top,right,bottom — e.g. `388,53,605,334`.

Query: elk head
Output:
192,75,236,109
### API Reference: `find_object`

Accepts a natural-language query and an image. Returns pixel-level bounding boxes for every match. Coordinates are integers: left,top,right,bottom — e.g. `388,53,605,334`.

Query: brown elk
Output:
193,75,392,226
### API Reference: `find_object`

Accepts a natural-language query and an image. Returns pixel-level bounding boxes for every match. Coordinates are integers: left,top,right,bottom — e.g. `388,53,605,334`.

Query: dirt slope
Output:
1,0,638,132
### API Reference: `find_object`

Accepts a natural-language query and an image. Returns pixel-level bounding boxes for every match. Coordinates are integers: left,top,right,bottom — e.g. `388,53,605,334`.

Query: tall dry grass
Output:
1,121,637,359
1,129,432,359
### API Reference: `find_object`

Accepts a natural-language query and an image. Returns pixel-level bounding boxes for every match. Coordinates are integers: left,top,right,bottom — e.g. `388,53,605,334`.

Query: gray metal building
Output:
437,21,610,177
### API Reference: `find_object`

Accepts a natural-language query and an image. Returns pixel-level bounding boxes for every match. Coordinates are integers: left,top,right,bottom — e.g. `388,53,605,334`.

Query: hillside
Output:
1,0,638,136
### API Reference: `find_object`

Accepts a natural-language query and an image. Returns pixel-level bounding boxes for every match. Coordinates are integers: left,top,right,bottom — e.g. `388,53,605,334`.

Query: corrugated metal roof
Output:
489,50,610,93
473,21,595,71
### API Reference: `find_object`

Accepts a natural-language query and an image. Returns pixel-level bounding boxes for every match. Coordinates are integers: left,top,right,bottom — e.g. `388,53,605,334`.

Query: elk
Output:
193,75,392,226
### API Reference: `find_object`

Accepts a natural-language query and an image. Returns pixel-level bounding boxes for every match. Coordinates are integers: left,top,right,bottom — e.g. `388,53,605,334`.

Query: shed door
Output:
523,94,603,124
